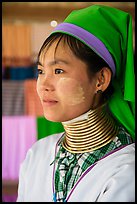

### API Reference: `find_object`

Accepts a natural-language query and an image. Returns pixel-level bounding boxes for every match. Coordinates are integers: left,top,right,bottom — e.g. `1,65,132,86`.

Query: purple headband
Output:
53,22,116,76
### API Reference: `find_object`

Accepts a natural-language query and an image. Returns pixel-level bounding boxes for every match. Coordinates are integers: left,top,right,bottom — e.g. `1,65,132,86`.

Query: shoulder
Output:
29,132,64,155
30,132,64,152
98,143,135,168
91,144,135,202
21,132,64,170
94,143,135,188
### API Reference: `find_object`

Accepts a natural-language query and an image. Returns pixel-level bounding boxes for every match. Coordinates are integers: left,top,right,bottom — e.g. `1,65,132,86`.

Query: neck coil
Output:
62,104,118,153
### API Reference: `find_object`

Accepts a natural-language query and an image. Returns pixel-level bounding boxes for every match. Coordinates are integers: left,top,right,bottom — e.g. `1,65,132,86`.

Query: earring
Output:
96,90,102,94
96,83,102,94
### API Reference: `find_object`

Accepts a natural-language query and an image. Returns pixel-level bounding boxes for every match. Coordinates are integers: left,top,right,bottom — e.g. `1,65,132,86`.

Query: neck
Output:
61,103,118,153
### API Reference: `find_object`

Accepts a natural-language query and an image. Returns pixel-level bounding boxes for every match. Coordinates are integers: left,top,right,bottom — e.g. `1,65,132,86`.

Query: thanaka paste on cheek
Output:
57,77,85,106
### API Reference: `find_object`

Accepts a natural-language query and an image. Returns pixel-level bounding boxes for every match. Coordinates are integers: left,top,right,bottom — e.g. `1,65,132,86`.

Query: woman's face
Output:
37,39,98,122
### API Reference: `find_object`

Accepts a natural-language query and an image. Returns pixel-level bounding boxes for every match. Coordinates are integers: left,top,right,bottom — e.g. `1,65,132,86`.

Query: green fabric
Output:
52,5,135,139
36,117,64,140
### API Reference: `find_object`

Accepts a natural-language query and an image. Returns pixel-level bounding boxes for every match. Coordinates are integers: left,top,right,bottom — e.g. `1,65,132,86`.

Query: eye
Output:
55,69,64,74
37,69,44,75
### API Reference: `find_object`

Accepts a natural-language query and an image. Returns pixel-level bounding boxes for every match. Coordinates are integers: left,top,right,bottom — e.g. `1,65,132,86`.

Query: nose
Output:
40,76,55,92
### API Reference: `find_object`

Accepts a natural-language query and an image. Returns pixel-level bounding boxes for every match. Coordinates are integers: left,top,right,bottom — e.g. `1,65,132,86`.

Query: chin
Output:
43,112,62,122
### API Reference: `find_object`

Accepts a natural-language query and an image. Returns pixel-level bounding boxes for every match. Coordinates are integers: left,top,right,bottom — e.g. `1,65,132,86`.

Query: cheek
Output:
36,80,39,92
57,78,86,106
36,79,41,99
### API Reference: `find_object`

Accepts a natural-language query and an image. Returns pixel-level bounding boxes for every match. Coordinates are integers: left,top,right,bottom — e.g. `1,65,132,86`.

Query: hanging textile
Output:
9,66,37,80
2,195,18,203
2,23,32,66
2,66,11,79
24,79,43,116
2,116,37,180
37,116,64,140
2,80,25,116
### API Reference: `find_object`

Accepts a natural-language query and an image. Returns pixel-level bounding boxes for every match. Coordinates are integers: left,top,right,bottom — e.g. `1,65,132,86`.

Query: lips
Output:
42,98,58,106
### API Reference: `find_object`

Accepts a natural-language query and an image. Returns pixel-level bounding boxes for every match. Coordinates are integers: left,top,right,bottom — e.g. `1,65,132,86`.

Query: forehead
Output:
39,38,73,64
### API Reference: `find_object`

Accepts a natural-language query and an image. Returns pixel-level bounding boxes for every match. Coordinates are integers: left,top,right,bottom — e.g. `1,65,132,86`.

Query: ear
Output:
96,67,112,92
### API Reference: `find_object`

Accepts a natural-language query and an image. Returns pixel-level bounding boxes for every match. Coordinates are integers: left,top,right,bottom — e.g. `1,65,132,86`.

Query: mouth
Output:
42,99,58,106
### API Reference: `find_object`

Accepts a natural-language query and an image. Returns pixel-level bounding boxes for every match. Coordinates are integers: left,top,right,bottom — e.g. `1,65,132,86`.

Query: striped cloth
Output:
53,126,133,202
2,80,25,116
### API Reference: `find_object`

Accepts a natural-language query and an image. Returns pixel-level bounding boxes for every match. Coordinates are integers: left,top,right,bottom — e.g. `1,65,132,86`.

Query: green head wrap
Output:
51,5,135,139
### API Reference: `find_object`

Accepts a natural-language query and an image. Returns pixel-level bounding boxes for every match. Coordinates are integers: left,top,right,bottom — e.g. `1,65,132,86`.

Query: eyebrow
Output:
37,59,69,67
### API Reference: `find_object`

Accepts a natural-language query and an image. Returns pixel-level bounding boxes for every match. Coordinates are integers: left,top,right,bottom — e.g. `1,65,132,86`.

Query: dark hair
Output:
38,33,114,100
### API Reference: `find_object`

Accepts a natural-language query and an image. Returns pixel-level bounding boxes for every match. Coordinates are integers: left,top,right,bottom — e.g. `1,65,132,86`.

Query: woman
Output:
17,4,135,202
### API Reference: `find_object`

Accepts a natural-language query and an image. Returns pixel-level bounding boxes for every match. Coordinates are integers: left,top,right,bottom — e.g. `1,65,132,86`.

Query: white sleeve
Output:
16,163,25,202
16,149,32,202
97,163,135,202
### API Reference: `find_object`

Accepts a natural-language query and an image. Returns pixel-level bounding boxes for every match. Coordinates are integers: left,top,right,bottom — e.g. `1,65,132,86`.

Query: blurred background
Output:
2,2,135,202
